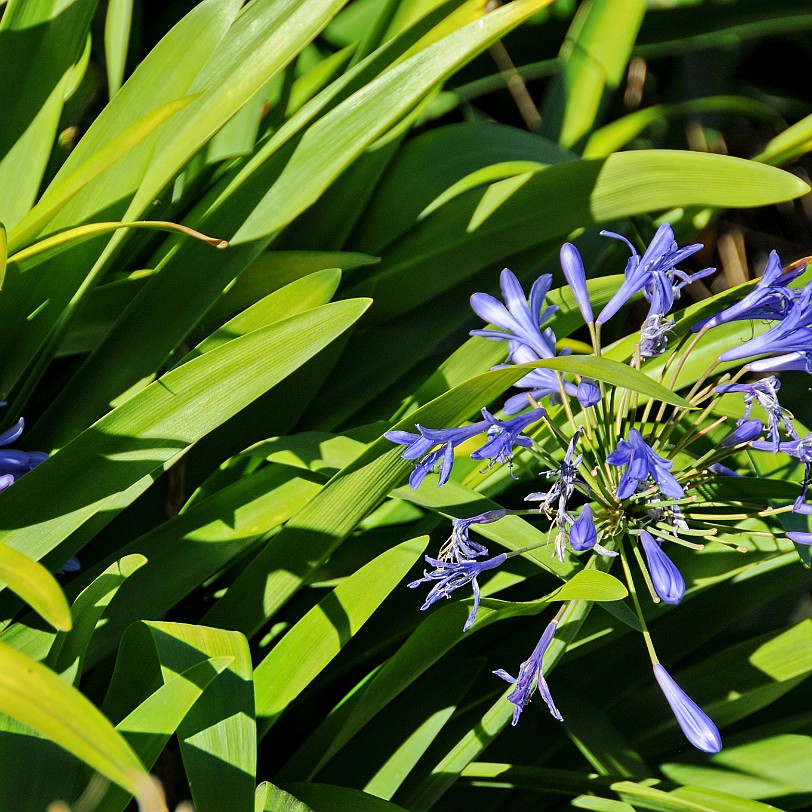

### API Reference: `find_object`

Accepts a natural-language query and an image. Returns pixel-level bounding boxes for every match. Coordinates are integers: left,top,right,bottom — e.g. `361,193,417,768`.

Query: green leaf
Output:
0,298,370,575
104,622,256,812
0,0,97,227
0,541,71,631
0,641,160,808
255,536,428,727
541,0,646,148
753,111,812,165
47,554,148,684
612,780,781,812
256,781,315,812
104,0,134,99
96,656,233,812
346,150,809,323
284,784,409,811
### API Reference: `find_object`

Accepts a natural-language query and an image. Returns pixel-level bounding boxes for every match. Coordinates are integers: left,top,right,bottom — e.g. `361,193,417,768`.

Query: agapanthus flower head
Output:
720,285,812,364
597,224,712,326
470,269,558,359
695,250,805,332
716,376,797,451
607,429,684,500
494,620,563,725
640,530,685,605
653,663,722,753
386,420,489,489
409,553,507,631
470,407,544,473
438,509,507,563
560,243,593,324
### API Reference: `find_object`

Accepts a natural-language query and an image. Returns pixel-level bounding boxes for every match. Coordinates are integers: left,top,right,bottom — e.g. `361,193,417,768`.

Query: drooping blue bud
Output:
640,531,685,605
560,243,593,324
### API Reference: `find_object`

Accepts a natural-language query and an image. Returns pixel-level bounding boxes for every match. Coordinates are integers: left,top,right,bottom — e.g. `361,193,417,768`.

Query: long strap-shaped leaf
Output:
0,641,163,810
0,298,369,577
103,621,255,812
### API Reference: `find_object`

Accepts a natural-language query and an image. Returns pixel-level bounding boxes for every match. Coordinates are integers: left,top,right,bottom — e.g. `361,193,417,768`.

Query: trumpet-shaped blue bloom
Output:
569,504,597,551
409,553,507,631
640,531,685,605
576,377,600,408
494,620,563,724
470,269,558,359
721,418,763,447
720,286,812,363
386,420,489,489
560,243,593,324
695,250,805,332
439,509,507,563
716,376,797,451
471,408,544,472
752,433,812,515
607,429,685,500
501,340,578,414
597,224,713,326
654,663,722,753
749,351,812,374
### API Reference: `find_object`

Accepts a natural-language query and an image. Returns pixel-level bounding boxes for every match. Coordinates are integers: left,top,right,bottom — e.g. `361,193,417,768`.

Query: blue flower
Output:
409,553,507,631
576,378,600,408
640,530,685,605
494,620,563,724
716,376,797,451
597,224,712,326
708,462,741,476
57,557,81,575
569,504,597,551
721,418,763,447
501,340,579,414
748,351,812,374
751,433,812,515
653,663,722,753
0,417,48,492
720,286,812,364
438,509,507,563
470,407,544,472
470,269,558,359
607,429,684,500
639,313,676,359
386,419,489,489
694,250,805,332
560,243,593,324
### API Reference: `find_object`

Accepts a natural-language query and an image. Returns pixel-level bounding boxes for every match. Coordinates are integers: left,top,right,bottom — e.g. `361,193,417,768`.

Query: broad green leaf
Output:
284,784,409,811
0,298,370,575
255,536,428,726
104,622,255,812
96,656,233,812
104,0,133,98
0,541,71,631
345,150,809,322
541,0,646,148
185,269,342,361
612,781,781,812
256,781,315,812
6,97,199,253
0,0,97,227
47,554,147,684
0,224,6,289
0,641,161,808
661,733,812,801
